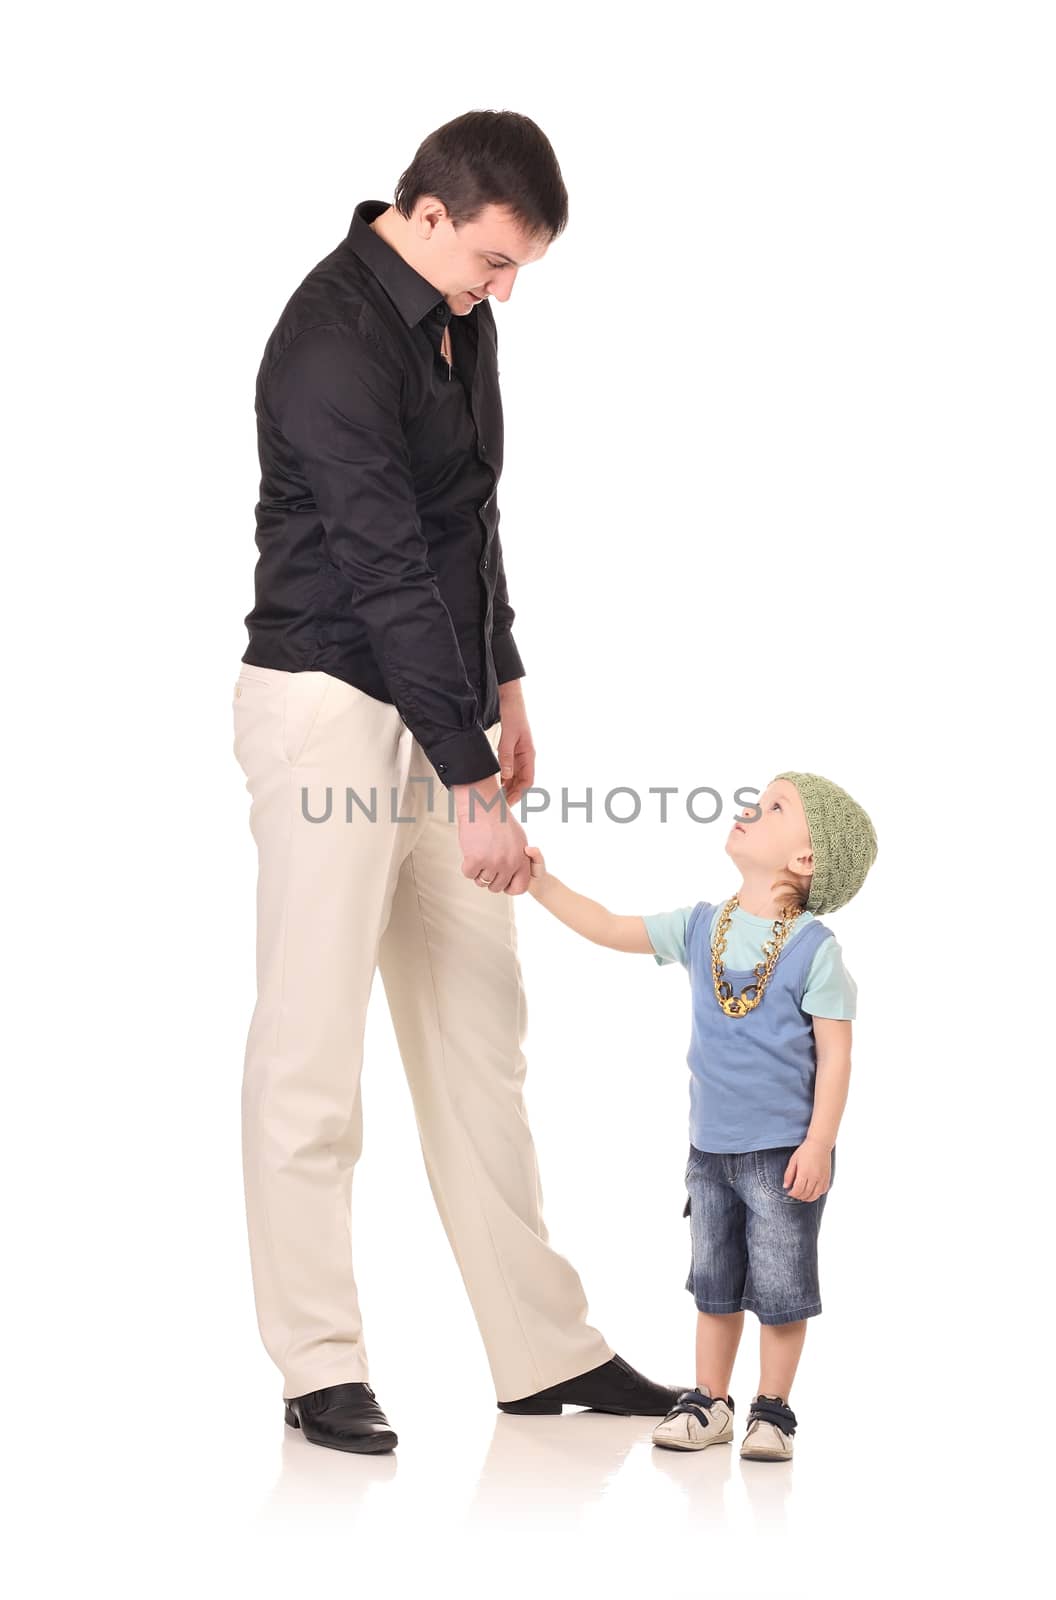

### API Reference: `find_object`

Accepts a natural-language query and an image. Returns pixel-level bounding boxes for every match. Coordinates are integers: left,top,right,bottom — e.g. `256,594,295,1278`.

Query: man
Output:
233,109,683,1454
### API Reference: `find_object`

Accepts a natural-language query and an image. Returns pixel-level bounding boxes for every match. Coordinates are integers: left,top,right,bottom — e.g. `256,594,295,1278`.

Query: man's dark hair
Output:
393,109,569,244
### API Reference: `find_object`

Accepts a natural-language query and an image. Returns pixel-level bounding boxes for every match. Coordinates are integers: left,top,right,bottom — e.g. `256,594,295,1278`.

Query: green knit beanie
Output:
771,771,878,915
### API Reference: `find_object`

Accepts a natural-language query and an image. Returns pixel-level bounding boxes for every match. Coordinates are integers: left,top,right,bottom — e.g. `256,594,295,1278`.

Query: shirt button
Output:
482,558,489,569
438,762,447,772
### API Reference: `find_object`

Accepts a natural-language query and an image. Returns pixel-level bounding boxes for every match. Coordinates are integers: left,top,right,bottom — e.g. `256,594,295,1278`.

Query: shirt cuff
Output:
427,726,501,788
492,630,525,684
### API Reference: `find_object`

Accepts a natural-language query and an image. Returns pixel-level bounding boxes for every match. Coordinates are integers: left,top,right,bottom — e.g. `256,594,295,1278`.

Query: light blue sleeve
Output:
801,936,857,1019
642,905,696,968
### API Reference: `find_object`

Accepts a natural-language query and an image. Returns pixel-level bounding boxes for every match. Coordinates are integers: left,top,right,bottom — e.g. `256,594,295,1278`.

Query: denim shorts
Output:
683,1142,836,1325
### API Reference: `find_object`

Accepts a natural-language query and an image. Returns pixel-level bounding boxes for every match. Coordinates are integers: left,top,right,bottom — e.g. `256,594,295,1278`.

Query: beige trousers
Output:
232,663,614,1401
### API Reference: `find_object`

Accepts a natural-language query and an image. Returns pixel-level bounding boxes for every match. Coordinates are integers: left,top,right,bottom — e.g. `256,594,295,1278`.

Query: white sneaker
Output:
739,1394,796,1461
651,1387,735,1451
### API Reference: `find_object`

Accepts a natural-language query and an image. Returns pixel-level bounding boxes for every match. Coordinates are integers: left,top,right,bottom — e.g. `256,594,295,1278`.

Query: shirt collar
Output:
344,199,449,328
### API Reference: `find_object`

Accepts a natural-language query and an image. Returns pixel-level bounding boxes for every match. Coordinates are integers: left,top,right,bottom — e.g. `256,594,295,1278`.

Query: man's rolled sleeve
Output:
266,323,499,786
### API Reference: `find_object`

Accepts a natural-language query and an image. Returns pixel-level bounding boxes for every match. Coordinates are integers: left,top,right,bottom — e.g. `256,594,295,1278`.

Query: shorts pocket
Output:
683,1144,704,1211
754,1146,834,1202
754,1147,804,1201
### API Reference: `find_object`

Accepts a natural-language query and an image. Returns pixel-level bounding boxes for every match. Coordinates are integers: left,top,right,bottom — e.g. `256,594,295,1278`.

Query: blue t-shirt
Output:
642,901,856,1152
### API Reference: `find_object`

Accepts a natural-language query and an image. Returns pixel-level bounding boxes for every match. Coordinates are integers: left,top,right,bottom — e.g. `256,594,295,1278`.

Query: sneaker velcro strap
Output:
748,1397,797,1434
665,1390,720,1428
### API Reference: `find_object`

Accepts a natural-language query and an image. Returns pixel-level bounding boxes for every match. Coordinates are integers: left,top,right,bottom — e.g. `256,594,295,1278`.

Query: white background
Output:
6,3,1051,1595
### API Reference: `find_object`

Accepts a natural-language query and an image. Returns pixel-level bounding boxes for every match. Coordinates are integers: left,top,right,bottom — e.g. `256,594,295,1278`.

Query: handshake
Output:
462,843,548,898
457,797,548,898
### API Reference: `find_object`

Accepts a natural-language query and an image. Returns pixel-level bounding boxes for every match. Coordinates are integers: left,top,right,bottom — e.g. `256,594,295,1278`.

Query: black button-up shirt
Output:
241,198,525,786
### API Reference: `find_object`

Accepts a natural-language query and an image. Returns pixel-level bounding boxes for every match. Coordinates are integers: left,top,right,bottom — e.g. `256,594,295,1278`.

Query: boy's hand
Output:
523,844,547,896
782,1139,833,1202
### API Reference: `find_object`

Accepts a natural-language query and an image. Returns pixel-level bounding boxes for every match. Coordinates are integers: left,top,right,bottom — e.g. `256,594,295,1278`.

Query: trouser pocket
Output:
232,667,334,774
280,671,332,766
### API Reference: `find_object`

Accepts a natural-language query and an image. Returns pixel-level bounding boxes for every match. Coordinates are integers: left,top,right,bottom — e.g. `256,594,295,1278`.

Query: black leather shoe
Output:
497,1353,686,1416
283,1381,398,1453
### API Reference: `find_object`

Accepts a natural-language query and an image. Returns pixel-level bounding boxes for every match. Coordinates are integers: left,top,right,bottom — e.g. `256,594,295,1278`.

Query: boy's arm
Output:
528,868,655,954
804,1017,852,1149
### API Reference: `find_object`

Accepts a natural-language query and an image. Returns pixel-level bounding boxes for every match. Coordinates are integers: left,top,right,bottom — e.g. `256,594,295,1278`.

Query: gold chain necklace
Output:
711,894,803,1017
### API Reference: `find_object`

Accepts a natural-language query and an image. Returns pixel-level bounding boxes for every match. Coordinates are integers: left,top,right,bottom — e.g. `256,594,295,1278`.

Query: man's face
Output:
415,197,550,314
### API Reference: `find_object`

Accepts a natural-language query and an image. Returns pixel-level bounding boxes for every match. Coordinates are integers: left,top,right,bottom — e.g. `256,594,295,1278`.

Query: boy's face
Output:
726,780,814,883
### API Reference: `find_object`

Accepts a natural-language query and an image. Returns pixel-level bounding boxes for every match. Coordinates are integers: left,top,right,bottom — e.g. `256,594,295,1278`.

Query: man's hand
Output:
781,1138,833,1202
496,679,535,808
453,773,532,895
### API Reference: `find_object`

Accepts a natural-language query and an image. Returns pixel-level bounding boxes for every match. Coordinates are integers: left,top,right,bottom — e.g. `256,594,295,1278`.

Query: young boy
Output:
522,771,877,1462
